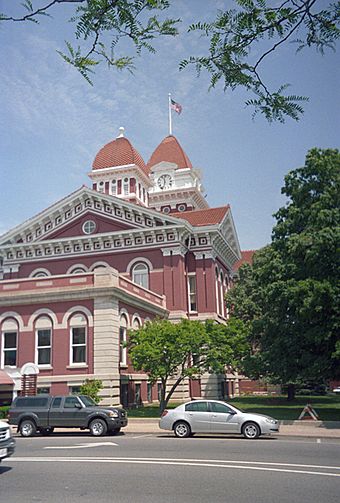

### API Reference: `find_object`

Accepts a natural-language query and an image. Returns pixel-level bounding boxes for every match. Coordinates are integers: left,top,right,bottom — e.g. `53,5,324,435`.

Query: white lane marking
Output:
131,434,153,439
317,438,321,443
44,442,118,450
9,457,340,478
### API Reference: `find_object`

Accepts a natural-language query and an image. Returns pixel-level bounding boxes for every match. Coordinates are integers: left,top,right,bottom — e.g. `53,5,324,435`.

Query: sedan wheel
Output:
174,421,191,438
242,422,260,439
89,418,107,436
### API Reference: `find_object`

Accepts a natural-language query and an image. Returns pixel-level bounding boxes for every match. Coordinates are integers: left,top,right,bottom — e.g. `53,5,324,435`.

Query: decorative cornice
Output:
0,186,190,248
1,226,191,265
161,244,187,257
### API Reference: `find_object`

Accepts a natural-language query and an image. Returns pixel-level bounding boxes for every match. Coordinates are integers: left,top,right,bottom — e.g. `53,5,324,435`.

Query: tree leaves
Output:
127,317,248,411
227,149,340,385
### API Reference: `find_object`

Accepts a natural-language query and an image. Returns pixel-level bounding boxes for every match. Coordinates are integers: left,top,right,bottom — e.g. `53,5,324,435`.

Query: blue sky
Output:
0,0,339,249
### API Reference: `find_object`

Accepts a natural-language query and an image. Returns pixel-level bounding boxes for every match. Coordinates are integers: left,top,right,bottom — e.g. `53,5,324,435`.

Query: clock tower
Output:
147,135,208,214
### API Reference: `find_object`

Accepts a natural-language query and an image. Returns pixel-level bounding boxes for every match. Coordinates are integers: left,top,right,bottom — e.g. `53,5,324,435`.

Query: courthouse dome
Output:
92,127,147,173
147,135,193,170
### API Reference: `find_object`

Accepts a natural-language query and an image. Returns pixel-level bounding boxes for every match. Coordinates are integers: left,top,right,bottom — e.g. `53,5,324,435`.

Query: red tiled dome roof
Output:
147,135,193,170
92,136,147,173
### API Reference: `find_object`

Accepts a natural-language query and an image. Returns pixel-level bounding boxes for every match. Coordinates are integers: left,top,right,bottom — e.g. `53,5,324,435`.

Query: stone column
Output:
93,268,121,406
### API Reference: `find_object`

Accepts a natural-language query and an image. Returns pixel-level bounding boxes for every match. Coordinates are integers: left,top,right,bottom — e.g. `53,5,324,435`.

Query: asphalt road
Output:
1,432,340,503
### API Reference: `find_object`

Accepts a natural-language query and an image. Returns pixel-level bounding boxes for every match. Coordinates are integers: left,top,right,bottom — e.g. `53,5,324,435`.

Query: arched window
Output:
132,317,141,330
30,268,51,278
35,316,52,366
215,267,221,316
119,314,128,365
71,268,87,274
1,319,18,367
132,263,149,289
123,177,129,195
111,179,117,196
220,272,225,317
69,314,87,365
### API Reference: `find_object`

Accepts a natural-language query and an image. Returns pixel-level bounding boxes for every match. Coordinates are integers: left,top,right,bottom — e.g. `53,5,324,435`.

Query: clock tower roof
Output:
147,135,193,170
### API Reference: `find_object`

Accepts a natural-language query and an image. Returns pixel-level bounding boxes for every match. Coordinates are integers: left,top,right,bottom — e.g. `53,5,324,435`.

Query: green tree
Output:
127,318,247,413
79,378,103,403
1,1,339,121
227,148,340,399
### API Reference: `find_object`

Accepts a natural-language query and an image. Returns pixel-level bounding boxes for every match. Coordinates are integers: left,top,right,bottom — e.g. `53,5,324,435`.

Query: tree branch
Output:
1,0,86,22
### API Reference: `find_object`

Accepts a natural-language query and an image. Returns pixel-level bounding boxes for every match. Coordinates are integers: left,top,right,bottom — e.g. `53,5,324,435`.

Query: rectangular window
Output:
69,386,81,395
147,383,152,402
3,332,17,366
37,329,51,365
71,327,86,364
119,327,127,365
135,383,141,405
188,274,197,312
37,387,50,394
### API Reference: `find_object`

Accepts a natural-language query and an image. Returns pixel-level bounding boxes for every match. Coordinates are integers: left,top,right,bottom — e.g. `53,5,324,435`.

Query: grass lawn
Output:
127,394,340,421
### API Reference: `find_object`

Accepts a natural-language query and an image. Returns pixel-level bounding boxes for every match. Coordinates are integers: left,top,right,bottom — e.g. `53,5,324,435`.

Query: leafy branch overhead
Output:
1,0,180,84
180,0,339,122
1,1,339,121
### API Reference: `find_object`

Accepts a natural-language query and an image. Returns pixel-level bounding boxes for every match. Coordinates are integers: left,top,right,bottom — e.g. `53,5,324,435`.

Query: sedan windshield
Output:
79,395,97,407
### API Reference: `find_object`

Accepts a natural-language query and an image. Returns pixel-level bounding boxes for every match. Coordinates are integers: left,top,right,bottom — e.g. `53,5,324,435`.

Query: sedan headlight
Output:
108,411,119,418
265,418,277,424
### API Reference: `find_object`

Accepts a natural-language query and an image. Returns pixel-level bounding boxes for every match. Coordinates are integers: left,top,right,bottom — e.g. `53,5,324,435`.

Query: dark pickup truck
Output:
8,395,128,437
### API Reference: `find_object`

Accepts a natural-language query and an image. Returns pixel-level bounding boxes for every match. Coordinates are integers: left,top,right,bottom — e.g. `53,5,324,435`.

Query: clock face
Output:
157,174,173,190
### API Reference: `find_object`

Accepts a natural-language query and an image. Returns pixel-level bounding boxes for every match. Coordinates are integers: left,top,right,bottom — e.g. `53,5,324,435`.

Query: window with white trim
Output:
3,331,17,366
35,316,52,366
188,274,197,312
70,267,86,274
220,272,225,317
132,317,141,330
132,262,149,289
123,177,129,195
111,179,117,196
215,267,221,315
69,314,87,364
32,271,49,278
119,314,128,365
82,220,96,235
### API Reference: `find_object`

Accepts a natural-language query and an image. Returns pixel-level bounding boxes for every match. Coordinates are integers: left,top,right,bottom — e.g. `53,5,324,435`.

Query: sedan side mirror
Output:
74,402,82,409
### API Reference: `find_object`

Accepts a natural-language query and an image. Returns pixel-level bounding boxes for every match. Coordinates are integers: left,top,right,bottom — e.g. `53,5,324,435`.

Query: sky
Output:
0,0,339,250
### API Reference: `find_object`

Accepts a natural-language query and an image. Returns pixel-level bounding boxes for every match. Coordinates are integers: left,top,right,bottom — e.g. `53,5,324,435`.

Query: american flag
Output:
171,99,182,114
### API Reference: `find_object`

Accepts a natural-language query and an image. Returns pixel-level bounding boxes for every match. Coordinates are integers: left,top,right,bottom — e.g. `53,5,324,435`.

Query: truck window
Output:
14,397,49,407
51,397,62,408
64,396,80,408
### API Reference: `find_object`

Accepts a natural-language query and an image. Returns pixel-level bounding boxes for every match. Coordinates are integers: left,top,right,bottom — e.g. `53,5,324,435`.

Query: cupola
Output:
88,127,152,206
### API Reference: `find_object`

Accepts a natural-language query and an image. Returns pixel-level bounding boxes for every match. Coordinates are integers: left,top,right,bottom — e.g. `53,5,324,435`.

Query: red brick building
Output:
0,129,244,406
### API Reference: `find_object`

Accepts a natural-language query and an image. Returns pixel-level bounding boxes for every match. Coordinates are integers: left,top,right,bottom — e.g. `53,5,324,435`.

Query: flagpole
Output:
168,93,172,135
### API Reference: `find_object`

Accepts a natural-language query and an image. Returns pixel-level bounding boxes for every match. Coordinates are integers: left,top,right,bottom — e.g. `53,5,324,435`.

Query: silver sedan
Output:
159,400,279,439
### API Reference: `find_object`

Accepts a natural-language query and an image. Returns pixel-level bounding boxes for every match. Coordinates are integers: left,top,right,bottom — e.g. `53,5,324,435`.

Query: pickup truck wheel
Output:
19,419,36,437
40,427,54,436
89,418,107,436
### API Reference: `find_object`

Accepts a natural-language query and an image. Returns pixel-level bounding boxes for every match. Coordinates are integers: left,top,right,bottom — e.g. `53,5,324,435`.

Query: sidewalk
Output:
125,418,340,438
